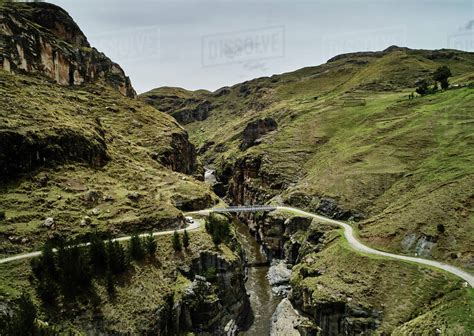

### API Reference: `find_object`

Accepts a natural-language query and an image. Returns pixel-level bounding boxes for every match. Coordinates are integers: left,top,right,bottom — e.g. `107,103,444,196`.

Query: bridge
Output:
211,205,276,213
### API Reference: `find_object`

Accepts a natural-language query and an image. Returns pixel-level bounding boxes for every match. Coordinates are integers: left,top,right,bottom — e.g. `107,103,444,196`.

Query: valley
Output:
0,1,473,335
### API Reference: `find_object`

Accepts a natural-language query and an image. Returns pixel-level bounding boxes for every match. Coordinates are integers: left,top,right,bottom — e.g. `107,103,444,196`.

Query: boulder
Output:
267,260,292,286
43,217,54,228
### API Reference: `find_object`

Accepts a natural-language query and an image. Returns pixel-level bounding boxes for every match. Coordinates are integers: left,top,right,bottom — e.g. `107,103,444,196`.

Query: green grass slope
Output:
0,70,216,257
141,47,474,269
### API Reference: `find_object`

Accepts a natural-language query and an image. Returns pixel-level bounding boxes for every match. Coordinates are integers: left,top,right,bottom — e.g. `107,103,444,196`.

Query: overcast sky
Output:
51,0,473,93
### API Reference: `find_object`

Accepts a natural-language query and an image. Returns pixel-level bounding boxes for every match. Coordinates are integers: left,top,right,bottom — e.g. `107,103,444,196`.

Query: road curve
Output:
183,207,474,287
276,206,474,288
1,206,473,288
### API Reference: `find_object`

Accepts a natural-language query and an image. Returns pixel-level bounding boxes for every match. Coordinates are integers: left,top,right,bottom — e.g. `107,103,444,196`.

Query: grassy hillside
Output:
0,70,217,257
141,47,474,269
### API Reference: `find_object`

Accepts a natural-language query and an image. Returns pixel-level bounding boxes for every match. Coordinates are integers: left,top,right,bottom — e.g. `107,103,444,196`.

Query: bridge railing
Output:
211,205,277,213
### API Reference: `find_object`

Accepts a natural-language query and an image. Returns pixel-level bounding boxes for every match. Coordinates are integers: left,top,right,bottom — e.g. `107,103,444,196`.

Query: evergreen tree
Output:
172,231,182,252
128,234,145,260
182,230,190,249
6,293,37,335
144,233,157,257
107,240,128,274
56,243,92,297
205,214,231,246
35,275,58,305
106,269,115,297
41,241,57,278
89,232,107,272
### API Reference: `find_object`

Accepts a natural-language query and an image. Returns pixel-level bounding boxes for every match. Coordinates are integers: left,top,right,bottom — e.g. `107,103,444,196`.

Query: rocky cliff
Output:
0,2,136,97
160,251,249,335
0,3,210,257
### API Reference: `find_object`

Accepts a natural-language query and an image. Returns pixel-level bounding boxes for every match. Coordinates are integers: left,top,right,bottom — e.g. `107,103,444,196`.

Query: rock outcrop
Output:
158,251,249,335
240,118,277,150
270,298,317,336
140,88,213,125
152,132,198,175
0,127,108,183
0,2,136,97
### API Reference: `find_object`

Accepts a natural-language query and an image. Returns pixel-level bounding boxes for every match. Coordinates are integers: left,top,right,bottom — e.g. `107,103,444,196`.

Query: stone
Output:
267,260,292,286
43,217,54,228
80,216,91,227
83,190,102,205
91,208,100,216
127,191,141,201
270,298,303,336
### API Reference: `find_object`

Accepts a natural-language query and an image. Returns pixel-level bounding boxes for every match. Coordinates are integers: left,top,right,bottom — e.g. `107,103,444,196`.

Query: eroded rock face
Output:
158,251,249,335
0,128,108,183
142,92,213,125
151,132,198,175
240,118,278,150
0,2,136,97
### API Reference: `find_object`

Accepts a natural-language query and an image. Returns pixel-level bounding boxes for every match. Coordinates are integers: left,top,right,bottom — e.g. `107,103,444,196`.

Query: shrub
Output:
0,211,5,221
437,224,445,234
415,79,430,95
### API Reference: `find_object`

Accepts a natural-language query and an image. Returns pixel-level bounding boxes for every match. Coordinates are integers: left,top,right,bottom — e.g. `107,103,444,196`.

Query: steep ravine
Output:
234,219,281,335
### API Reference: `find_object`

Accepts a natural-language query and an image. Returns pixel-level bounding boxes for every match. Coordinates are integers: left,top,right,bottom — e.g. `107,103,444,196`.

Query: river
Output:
203,167,281,334
234,219,281,335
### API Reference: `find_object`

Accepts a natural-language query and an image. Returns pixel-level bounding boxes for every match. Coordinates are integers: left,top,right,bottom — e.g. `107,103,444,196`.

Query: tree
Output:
144,233,157,257
128,234,145,261
56,242,92,297
4,293,38,335
172,231,182,252
433,65,452,89
106,269,115,297
205,214,230,246
89,232,107,272
415,79,430,95
182,230,190,249
107,240,128,274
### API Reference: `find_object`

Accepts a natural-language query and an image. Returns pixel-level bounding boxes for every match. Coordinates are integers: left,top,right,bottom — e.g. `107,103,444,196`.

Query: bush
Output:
0,211,5,221
172,231,182,252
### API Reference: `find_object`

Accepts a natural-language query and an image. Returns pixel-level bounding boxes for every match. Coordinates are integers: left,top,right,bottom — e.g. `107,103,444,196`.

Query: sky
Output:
51,0,473,93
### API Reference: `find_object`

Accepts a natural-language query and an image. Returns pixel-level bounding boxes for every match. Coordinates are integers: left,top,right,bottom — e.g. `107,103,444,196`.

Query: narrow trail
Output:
1,206,473,289
0,219,201,264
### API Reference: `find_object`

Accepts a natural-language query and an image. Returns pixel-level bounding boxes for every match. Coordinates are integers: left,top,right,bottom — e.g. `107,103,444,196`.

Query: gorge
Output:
0,1,473,335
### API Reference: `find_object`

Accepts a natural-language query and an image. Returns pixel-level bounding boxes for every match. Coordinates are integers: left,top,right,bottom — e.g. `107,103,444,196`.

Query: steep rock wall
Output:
0,2,136,97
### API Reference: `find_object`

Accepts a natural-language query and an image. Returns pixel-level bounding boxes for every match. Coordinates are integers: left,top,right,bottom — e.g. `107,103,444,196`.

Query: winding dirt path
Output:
1,206,472,288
